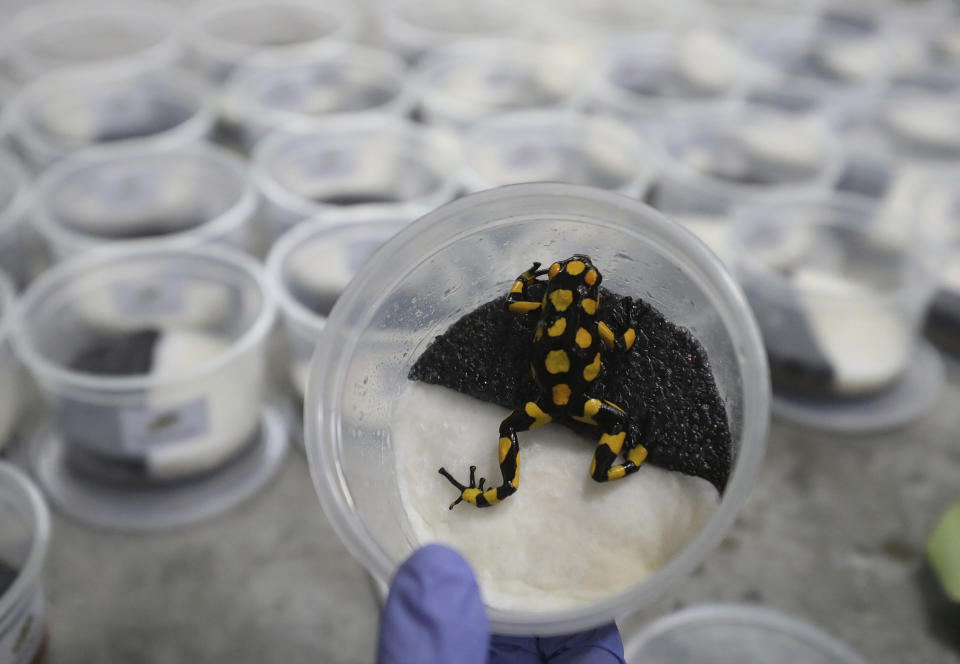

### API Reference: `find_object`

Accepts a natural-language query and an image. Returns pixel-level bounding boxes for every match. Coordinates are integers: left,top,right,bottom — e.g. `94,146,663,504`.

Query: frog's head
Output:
547,255,601,286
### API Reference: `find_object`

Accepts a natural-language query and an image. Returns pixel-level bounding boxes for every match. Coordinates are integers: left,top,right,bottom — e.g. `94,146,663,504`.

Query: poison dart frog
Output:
439,254,647,509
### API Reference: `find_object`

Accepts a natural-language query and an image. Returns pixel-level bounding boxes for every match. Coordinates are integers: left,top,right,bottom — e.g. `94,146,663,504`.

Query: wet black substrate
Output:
409,283,733,492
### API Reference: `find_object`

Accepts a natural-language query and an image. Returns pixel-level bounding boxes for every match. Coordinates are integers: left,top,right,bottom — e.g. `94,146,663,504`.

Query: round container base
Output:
623,604,869,664
28,406,288,531
772,341,944,434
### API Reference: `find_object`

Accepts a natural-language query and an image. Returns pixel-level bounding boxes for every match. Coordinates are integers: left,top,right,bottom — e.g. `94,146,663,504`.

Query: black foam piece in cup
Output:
409,283,733,492
69,329,162,376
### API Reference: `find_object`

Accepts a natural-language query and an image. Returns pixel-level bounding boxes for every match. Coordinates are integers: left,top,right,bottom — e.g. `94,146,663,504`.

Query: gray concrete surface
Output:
23,361,959,664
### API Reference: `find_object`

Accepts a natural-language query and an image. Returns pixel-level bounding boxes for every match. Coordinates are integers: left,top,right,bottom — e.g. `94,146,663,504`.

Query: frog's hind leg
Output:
572,397,648,482
438,399,552,509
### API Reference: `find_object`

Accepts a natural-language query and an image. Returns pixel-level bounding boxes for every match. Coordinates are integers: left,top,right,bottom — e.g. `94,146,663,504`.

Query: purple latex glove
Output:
377,544,626,664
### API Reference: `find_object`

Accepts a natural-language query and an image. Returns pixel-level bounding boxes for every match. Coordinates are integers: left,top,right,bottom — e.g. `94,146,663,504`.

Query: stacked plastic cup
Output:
32,144,258,258
12,245,286,530
3,0,182,81
460,110,653,196
0,155,32,287
220,46,412,151
184,0,361,82
251,116,462,242
5,67,215,171
411,40,584,129
0,462,51,664
732,194,942,432
0,271,20,453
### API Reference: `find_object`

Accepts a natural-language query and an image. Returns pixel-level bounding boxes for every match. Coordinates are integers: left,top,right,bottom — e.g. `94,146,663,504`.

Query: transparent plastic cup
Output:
11,244,286,530
461,111,653,196
221,47,412,151
4,1,182,81
0,154,32,287
576,30,751,126
376,0,530,62
0,462,51,664
251,116,462,242
6,67,215,172
0,271,21,453
305,183,770,635
32,143,257,259
266,215,409,446
732,194,942,432
412,40,583,129
532,0,688,43
184,0,361,82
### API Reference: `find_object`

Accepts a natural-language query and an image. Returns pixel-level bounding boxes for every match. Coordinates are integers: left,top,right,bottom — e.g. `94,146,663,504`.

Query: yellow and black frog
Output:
439,254,647,509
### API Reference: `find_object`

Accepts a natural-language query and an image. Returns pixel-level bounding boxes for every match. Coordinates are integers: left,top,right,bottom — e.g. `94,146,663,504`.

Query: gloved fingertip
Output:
540,622,627,664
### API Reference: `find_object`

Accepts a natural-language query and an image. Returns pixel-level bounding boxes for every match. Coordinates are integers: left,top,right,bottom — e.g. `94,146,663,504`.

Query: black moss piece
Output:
409,284,733,492
69,329,161,376
0,559,16,597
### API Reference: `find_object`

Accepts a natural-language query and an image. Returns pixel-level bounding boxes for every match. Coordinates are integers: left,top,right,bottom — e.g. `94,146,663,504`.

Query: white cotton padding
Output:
394,383,720,612
794,268,910,395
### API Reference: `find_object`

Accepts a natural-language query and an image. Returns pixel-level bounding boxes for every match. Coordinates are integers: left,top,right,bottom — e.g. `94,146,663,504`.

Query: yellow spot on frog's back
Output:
575,328,592,348
582,298,598,315
548,263,561,279
545,349,570,374
585,269,598,285
483,489,500,505
499,437,512,463
628,445,648,465
583,352,601,381
524,402,552,429
549,289,574,311
509,301,541,313
599,431,626,455
608,466,626,481
547,318,567,336
552,383,571,405
534,327,544,341
510,280,524,294
597,321,615,348
624,328,636,350
584,399,601,417
566,260,585,276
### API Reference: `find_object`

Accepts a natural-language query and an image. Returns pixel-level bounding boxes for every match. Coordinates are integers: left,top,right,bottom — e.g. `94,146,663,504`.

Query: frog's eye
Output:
548,263,561,279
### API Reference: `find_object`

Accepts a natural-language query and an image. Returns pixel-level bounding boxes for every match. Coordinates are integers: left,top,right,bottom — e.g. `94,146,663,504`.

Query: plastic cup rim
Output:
0,462,51,626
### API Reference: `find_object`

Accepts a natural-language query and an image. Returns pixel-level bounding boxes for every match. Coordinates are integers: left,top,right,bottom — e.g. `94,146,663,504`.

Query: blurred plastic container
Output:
251,116,462,242
461,111,652,196
0,155,33,288
220,47,411,151
577,30,751,125
623,604,870,664
732,194,942,433
305,183,769,635
184,0,361,82
376,0,530,62
267,216,407,415
12,245,286,530
0,462,50,664
412,40,583,129
915,170,960,358
32,143,257,259
532,0,687,43
5,67,215,171
0,271,21,453
3,1,182,82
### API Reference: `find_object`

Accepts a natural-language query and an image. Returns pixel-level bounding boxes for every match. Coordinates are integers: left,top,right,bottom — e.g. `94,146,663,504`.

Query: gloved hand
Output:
377,544,626,664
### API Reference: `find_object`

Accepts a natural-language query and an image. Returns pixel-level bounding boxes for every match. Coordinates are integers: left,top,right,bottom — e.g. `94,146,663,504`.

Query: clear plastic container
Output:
0,155,32,288
220,47,412,151
0,272,21,454
376,0,530,62
6,67,215,172
532,0,688,43
461,111,652,196
251,116,462,243
184,0,361,82
11,245,287,530
412,40,583,129
0,462,50,664
576,30,751,125
32,143,257,259
267,215,409,445
4,1,182,82
732,194,942,432
305,183,770,635
623,604,870,664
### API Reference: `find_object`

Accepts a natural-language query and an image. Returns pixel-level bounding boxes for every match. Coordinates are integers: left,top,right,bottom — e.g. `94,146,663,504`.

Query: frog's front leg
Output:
504,262,548,314
572,397,648,482
438,398,552,508
596,319,637,353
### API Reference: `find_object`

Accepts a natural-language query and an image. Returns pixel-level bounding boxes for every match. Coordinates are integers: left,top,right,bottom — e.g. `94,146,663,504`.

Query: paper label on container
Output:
0,586,45,664
112,278,185,317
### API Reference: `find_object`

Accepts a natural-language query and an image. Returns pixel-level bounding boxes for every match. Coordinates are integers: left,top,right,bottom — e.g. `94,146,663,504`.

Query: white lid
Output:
624,604,870,664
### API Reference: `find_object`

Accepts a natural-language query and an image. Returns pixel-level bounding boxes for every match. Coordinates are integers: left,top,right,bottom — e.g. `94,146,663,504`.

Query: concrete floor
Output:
17,359,957,664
